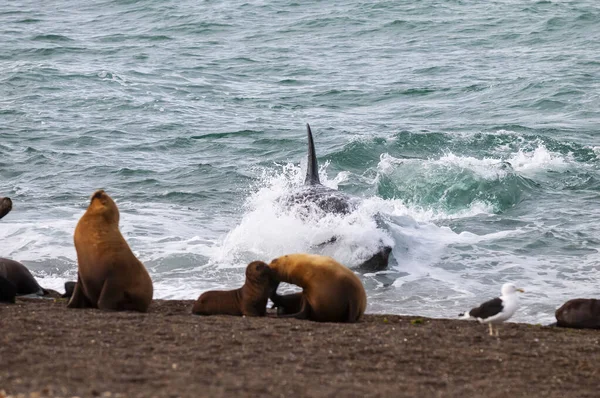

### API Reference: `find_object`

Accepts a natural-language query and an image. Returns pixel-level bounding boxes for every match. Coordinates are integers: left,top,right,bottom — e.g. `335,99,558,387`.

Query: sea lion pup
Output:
192,261,275,316
0,196,12,219
268,253,367,323
68,190,153,312
555,299,600,329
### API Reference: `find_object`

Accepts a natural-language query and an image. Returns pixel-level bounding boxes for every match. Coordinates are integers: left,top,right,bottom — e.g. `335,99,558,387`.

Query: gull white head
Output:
501,283,525,296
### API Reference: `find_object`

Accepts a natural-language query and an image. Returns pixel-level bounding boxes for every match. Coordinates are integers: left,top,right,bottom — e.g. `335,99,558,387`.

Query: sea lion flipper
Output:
97,276,125,311
275,295,311,320
67,275,93,308
271,292,304,315
346,297,363,323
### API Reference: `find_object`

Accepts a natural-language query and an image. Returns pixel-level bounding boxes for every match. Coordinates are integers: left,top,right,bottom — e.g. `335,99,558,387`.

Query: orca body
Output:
283,124,392,272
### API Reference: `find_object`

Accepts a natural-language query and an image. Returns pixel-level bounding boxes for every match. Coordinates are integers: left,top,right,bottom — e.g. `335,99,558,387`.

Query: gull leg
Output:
488,323,493,336
495,326,500,337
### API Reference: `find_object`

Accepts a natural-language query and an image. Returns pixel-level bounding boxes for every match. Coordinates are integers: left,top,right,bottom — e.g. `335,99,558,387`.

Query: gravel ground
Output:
1,299,599,398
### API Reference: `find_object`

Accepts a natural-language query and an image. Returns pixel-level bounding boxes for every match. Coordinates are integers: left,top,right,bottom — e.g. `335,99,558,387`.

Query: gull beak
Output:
517,288,525,293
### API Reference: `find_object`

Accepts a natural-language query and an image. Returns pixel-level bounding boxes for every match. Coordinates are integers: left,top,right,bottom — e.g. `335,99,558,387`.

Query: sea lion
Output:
0,276,17,303
0,258,75,299
67,190,153,312
268,253,367,323
62,281,76,298
0,196,12,219
555,299,600,329
0,258,46,296
281,124,393,272
192,261,275,316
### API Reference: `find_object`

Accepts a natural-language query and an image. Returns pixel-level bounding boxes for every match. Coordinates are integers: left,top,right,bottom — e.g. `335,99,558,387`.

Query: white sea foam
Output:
379,142,572,182
212,163,395,269
508,144,572,173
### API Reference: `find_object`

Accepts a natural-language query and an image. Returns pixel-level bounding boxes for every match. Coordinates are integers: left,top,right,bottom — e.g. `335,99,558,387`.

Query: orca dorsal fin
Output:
305,123,320,185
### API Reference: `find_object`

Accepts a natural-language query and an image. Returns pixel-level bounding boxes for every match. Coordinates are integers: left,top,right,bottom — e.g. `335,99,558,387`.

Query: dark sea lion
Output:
0,276,17,303
0,196,12,220
268,253,367,323
555,298,600,329
62,281,76,298
192,261,275,316
282,124,392,272
0,259,76,299
0,258,46,296
68,190,153,312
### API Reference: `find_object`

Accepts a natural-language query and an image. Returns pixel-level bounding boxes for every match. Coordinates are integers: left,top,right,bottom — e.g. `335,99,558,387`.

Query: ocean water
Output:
1,0,599,324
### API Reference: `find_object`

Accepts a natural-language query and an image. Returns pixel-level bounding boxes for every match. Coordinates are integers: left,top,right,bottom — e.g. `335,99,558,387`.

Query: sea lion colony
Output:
1,189,598,329
1,189,366,323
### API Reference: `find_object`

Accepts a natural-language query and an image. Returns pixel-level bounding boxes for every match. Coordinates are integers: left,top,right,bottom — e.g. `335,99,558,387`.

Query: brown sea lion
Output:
67,190,153,312
192,261,275,316
0,196,12,219
268,253,367,323
555,299,600,329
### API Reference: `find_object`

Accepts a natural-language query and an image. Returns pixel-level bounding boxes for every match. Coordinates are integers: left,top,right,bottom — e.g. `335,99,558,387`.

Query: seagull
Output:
459,283,524,336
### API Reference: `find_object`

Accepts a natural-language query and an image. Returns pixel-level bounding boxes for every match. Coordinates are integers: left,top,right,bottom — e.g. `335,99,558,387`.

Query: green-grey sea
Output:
1,0,599,323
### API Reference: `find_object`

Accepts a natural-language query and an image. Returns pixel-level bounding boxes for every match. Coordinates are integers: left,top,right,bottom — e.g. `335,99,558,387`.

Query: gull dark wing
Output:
469,297,503,320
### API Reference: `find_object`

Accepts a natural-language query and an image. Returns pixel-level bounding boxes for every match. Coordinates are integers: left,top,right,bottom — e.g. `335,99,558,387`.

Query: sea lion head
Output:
267,255,284,270
245,261,275,286
244,261,278,315
86,189,119,223
267,255,293,279
0,197,12,220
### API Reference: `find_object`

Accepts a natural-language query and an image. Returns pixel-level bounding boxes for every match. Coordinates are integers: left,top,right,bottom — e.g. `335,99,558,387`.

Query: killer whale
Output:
285,124,392,272
286,124,359,215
